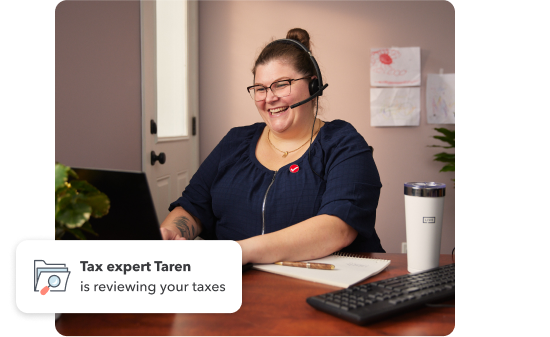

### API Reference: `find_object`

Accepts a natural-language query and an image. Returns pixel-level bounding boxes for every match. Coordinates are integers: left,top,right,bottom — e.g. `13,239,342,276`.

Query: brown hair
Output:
252,28,316,78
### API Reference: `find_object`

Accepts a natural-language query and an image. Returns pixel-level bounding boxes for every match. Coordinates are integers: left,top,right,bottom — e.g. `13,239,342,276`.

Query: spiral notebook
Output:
252,253,391,288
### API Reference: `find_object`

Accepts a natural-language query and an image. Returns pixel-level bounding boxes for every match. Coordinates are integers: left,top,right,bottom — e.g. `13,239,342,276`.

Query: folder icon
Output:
34,260,70,292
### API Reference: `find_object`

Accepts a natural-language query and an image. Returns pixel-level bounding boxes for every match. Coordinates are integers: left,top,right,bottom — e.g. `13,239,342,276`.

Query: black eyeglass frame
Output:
246,76,311,101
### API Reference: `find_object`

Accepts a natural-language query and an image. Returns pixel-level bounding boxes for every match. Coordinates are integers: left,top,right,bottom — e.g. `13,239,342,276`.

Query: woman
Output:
160,28,384,264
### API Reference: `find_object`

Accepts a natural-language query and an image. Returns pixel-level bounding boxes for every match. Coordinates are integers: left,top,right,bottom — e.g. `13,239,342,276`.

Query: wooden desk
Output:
55,253,454,336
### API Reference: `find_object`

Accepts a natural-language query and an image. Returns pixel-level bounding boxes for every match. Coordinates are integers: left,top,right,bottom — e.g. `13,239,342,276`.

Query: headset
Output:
265,38,328,179
264,38,329,109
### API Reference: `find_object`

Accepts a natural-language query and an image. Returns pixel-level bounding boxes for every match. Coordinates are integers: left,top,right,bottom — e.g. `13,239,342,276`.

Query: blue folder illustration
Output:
34,260,71,292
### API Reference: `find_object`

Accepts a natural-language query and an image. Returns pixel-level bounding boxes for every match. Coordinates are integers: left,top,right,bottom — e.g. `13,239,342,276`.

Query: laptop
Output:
62,167,252,273
61,167,162,240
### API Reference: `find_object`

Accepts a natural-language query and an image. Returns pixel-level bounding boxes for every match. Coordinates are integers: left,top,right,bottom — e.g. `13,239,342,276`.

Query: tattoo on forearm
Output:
173,216,193,239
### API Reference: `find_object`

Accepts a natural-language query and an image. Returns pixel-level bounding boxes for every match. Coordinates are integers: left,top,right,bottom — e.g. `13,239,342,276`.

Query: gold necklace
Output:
267,124,321,158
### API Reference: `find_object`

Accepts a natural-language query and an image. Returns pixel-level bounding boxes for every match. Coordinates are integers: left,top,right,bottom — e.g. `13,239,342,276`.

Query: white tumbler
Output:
404,182,446,273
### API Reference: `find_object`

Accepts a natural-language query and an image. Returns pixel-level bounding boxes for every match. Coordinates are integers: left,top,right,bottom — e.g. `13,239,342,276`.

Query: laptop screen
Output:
60,168,162,240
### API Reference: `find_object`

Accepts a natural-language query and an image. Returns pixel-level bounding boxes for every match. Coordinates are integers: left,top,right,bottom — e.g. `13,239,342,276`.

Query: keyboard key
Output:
325,301,340,308
404,287,420,293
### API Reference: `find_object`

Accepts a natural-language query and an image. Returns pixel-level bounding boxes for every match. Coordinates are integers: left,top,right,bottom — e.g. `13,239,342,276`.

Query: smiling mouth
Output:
268,106,289,115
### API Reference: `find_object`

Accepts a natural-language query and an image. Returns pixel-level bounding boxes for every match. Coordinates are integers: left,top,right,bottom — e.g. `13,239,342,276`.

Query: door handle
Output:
151,151,166,165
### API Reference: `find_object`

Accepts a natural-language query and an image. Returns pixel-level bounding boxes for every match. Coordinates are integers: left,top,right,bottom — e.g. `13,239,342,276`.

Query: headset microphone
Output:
290,83,328,109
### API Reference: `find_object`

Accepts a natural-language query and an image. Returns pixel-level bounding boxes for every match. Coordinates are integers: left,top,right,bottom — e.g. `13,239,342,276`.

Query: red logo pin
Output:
289,164,299,173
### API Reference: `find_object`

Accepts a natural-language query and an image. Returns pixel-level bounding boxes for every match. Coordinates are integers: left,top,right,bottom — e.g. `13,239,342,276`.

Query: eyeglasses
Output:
247,77,310,101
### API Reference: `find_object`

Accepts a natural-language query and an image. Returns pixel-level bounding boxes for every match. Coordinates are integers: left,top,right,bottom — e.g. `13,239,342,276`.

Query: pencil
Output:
274,261,335,270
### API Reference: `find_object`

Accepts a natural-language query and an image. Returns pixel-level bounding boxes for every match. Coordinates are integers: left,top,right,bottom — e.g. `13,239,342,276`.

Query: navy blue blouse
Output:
169,119,384,252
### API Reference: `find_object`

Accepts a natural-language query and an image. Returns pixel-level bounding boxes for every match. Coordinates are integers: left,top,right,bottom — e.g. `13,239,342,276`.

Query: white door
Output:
141,0,200,224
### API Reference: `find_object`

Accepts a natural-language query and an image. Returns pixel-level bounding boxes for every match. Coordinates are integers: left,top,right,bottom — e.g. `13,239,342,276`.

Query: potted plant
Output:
55,163,110,239
429,127,455,182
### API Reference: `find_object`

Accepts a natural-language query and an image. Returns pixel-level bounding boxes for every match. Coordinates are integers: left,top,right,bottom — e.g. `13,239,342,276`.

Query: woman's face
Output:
254,60,313,135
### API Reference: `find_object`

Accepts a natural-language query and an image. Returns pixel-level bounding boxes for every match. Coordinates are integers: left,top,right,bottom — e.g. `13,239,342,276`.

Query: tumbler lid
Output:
404,182,446,197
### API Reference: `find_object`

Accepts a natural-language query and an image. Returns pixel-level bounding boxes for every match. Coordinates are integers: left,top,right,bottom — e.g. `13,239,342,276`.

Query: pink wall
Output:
55,0,142,172
199,1,455,253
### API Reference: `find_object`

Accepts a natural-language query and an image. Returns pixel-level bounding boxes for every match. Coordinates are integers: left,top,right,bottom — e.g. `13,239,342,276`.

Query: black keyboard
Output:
306,263,454,325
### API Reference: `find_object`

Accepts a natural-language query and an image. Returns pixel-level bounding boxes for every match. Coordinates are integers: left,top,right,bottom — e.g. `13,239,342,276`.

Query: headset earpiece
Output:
309,78,319,96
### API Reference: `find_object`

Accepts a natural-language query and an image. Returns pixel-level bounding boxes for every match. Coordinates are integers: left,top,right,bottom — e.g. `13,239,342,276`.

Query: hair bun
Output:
286,28,311,51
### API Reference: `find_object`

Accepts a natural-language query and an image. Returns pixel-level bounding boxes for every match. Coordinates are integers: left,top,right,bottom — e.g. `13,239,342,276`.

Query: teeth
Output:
270,107,288,114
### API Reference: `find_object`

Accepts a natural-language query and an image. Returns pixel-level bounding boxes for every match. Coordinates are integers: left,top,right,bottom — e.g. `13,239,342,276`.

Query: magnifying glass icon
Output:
40,275,61,295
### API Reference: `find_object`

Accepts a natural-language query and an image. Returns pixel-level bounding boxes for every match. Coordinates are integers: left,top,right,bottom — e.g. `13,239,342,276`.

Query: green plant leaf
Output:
77,192,110,218
55,163,109,239
56,202,92,229
68,168,79,180
65,227,87,240
433,135,454,148
70,180,100,194
427,144,454,149
433,152,455,163
432,128,455,148
55,189,77,218
55,184,70,196
55,225,66,240
55,163,70,190
429,128,455,178
80,221,99,236
434,127,455,139
439,163,455,172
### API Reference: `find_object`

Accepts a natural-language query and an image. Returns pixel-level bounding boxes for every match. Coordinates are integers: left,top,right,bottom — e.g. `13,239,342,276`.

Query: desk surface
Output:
55,253,454,336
